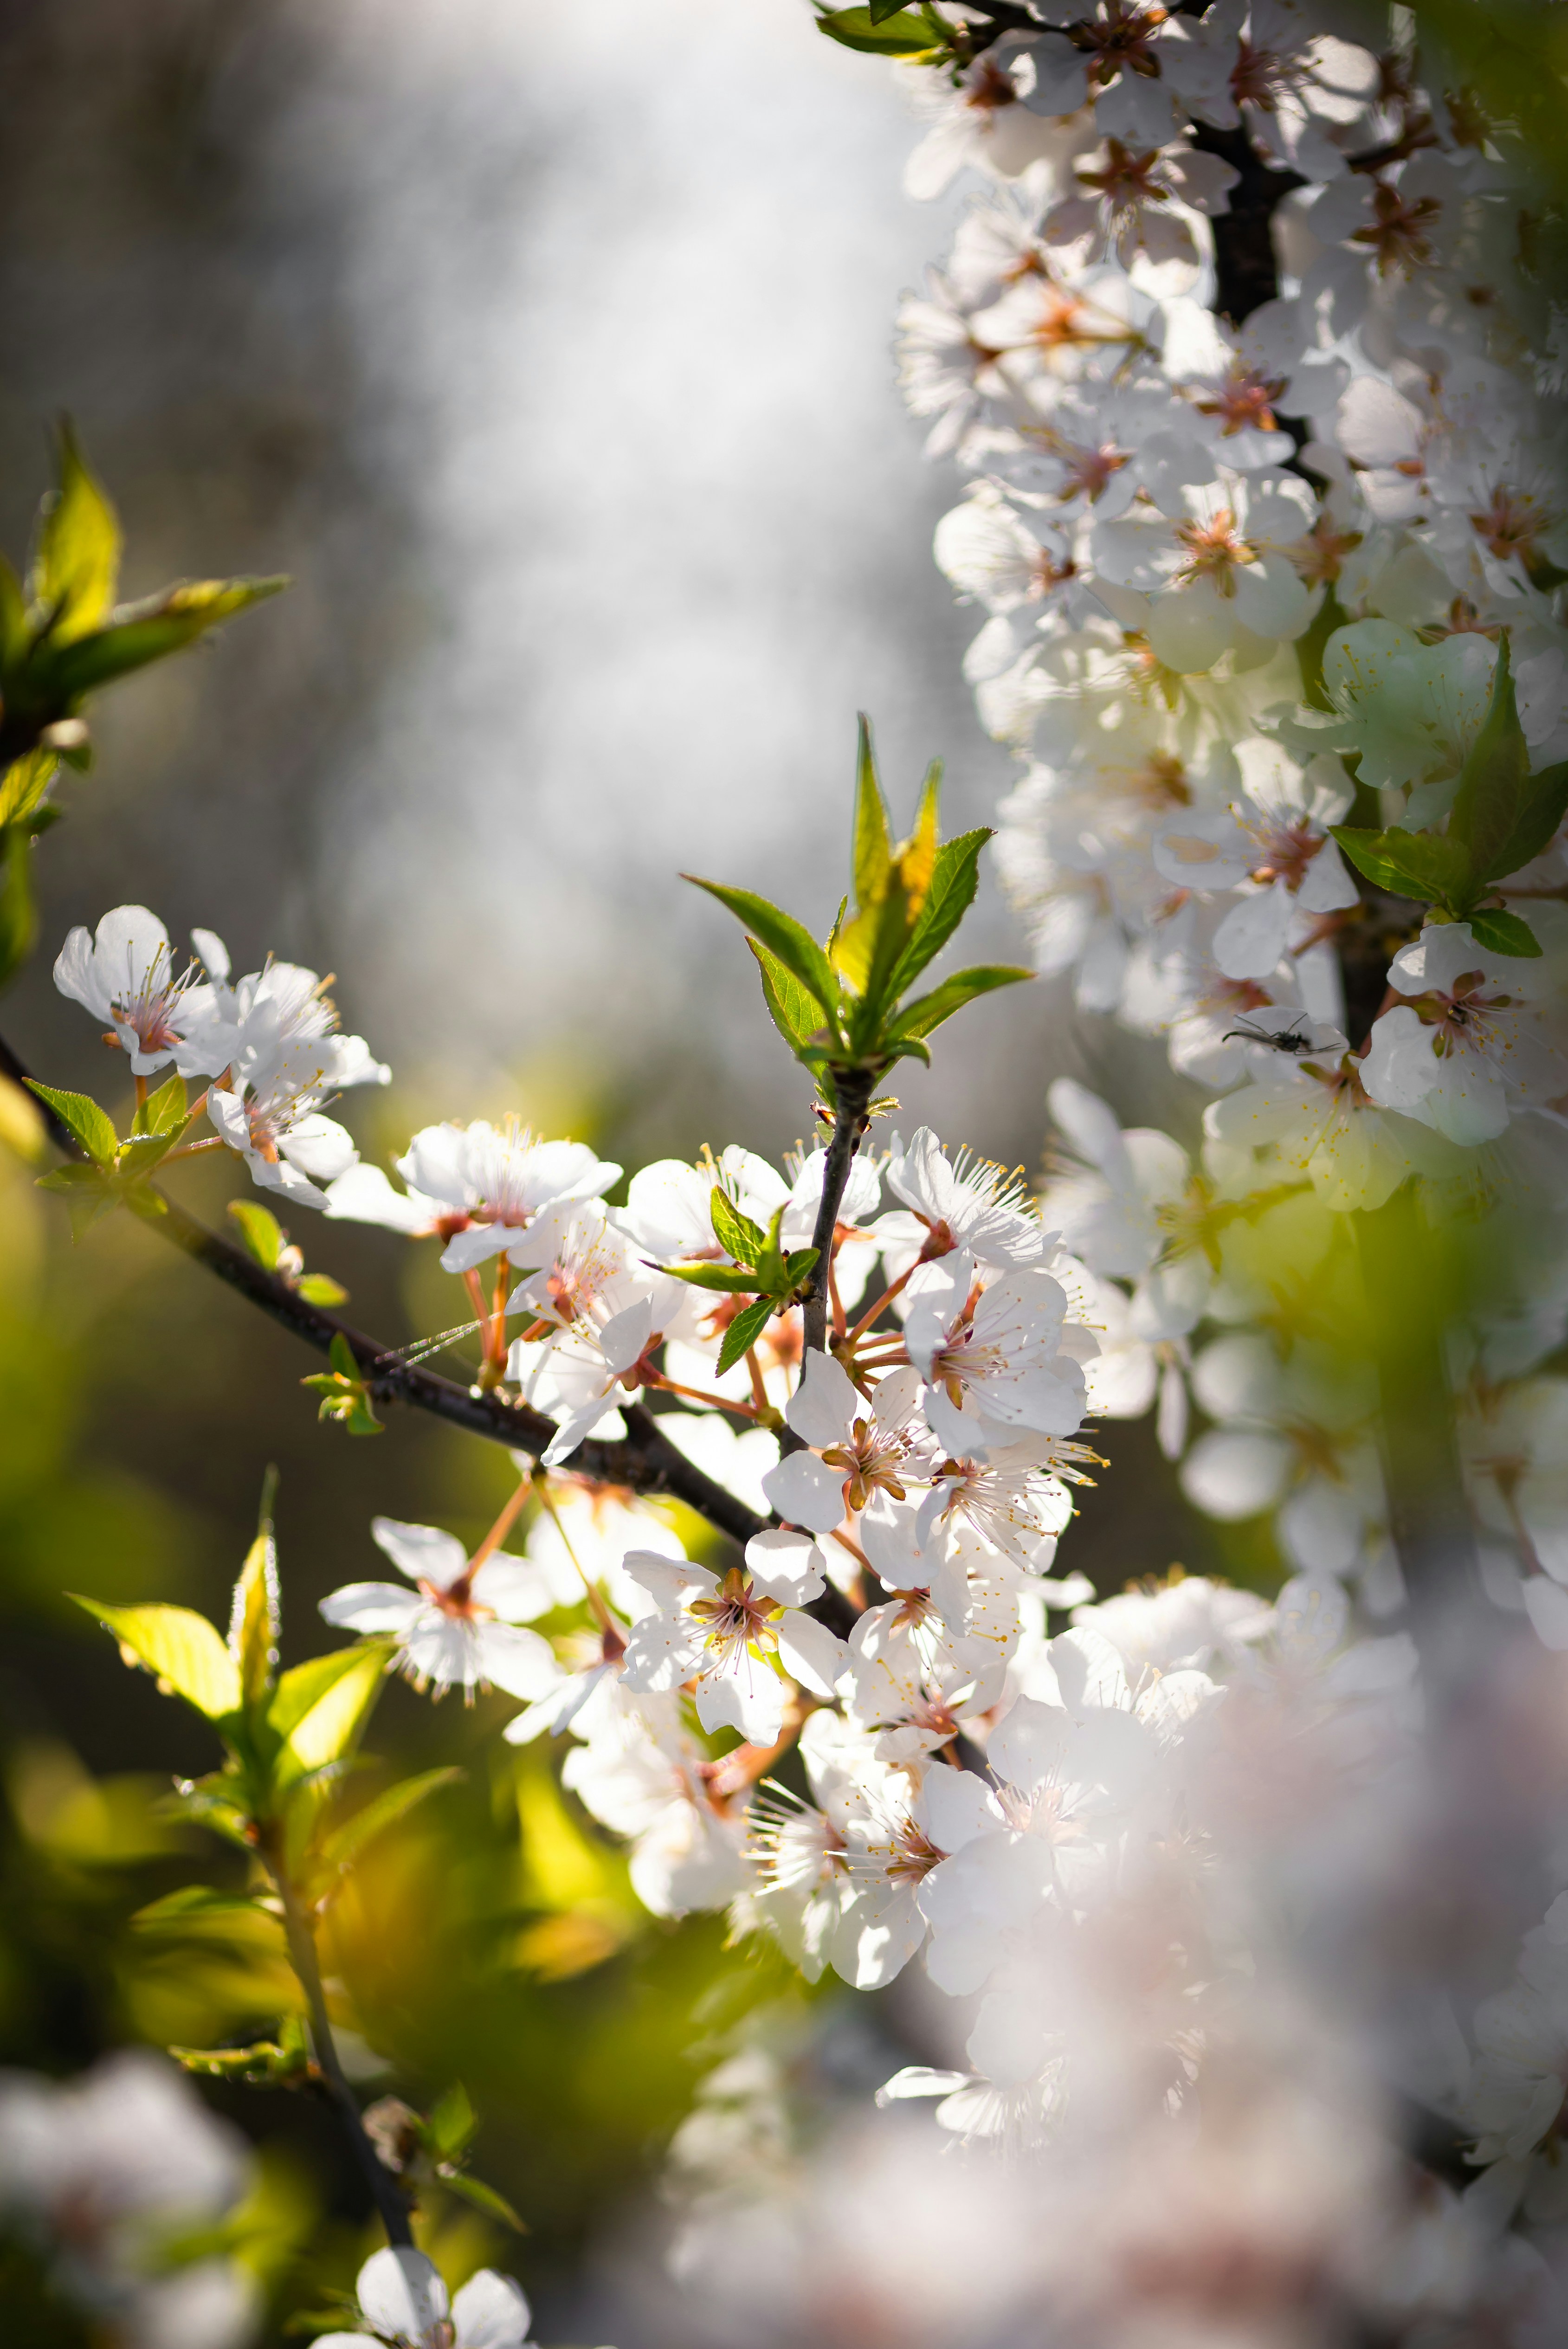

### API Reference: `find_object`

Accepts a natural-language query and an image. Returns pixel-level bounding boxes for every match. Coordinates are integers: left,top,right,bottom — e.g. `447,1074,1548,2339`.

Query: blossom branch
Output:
0,1029,768,1551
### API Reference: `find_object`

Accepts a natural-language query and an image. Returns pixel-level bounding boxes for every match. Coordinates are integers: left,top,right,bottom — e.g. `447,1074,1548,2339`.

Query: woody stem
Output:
258,1833,412,2248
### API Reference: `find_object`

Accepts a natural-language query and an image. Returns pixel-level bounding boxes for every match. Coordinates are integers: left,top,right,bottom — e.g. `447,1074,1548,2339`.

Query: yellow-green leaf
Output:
32,423,121,644
229,1530,280,1709
274,1643,388,1786
852,713,893,910
74,1597,240,1720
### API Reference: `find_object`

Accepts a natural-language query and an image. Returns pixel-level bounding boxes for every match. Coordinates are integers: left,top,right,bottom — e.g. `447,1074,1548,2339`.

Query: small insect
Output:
1221,1016,1316,1054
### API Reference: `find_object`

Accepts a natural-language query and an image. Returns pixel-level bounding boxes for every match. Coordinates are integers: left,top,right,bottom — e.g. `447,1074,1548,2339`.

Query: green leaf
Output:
0,555,27,668
267,1644,381,1746
170,2020,311,2084
135,1070,188,1136
747,937,826,1059
228,1198,284,1270
32,422,120,644
1484,757,1568,883
273,1644,388,1787
74,1597,240,1720
296,1271,348,1307
0,748,59,829
782,1248,819,1285
882,827,989,1002
710,1186,765,1269
716,1294,777,1377
1466,907,1542,957
816,6,943,54
755,1204,789,1297
303,1332,383,1434
116,1127,189,1181
684,878,840,1031
35,576,288,702
0,824,38,992
229,1530,280,1710
439,2171,527,2233
852,713,894,912
132,1885,273,1934
24,1078,117,1165
427,2080,477,2160
664,1262,761,1294
886,964,1035,1045
1447,632,1530,883
1329,825,1473,908
313,1767,463,1884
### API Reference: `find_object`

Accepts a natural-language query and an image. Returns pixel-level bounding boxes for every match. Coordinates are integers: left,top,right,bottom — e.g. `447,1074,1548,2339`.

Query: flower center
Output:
1172,509,1255,593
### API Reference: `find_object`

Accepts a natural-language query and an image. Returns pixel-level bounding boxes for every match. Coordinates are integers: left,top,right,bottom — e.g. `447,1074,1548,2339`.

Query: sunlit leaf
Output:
24,1079,117,1165
229,1530,280,1710
312,1766,462,1886
32,422,121,644
36,576,288,702
684,878,840,1027
228,1198,284,1270
74,1597,241,1721
716,1294,776,1376
710,1186,765,1269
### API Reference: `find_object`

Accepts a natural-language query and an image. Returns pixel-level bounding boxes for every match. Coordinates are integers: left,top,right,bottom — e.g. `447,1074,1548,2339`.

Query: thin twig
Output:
260,1836,413,2248
0,1028,769,1551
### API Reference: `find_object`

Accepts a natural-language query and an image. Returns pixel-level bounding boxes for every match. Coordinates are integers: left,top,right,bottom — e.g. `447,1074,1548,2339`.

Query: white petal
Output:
320,1582,420,1634
759,1450,845,1536
745,1527,827,1605
371,1518,471,1592
776,1610,851,1698
783,1349,859,1449
452,2271,532,2349
356,2247,448,2342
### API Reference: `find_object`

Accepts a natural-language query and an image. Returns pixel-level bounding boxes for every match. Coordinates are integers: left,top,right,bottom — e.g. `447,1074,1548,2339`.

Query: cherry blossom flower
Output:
312,2249,533,2349
878,1125,1049,1274
394,1120,619,1276
1092,469,1316,670
761,1354,934,1539
320,1516,557,1702
207,1038,362,1207
1150,738,1358,981
618,1537,846,1746
53,906,229,1078
1361,924,1568,1146
506,1206,684,1465
903,1251,1091,1455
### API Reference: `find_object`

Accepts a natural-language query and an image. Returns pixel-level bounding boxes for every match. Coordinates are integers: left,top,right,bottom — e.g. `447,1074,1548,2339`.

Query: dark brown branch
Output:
1187,120,1305,327
800,1070,875,1361
0,1028,768,1551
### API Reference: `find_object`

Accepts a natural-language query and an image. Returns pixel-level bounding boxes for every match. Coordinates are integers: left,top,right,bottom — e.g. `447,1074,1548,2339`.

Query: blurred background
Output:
0,0,1244,2338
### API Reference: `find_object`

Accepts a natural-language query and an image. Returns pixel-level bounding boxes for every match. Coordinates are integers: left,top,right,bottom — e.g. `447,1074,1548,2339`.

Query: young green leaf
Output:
852,713,894,912
1482,758,1568,884
74,1596,241,1721
710,1186,766,1269
24,1078,117,1166
296,1271,349,1308
0,748,59,829
135,1070,189,1137
131,1885,275,1935
716,1294,776,1377
684,878,840,1027
427,2080,478,2160
1465,907,1542,957
817,6,945,54
882,827,990,1002
754,1204,789,1297
886,964,1035,1045
1329,825,1473,908
664,1262,761,1294
229,1529,281,1711
35,576,288,702
1446,634,1529,884
746,937,826,1059
311,1767,463,1887
440,2170,527,2232
0,822,36,990
228,1199,285,1271
32,423,121,645
267,1644,386,1749
272,1643,388,1788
